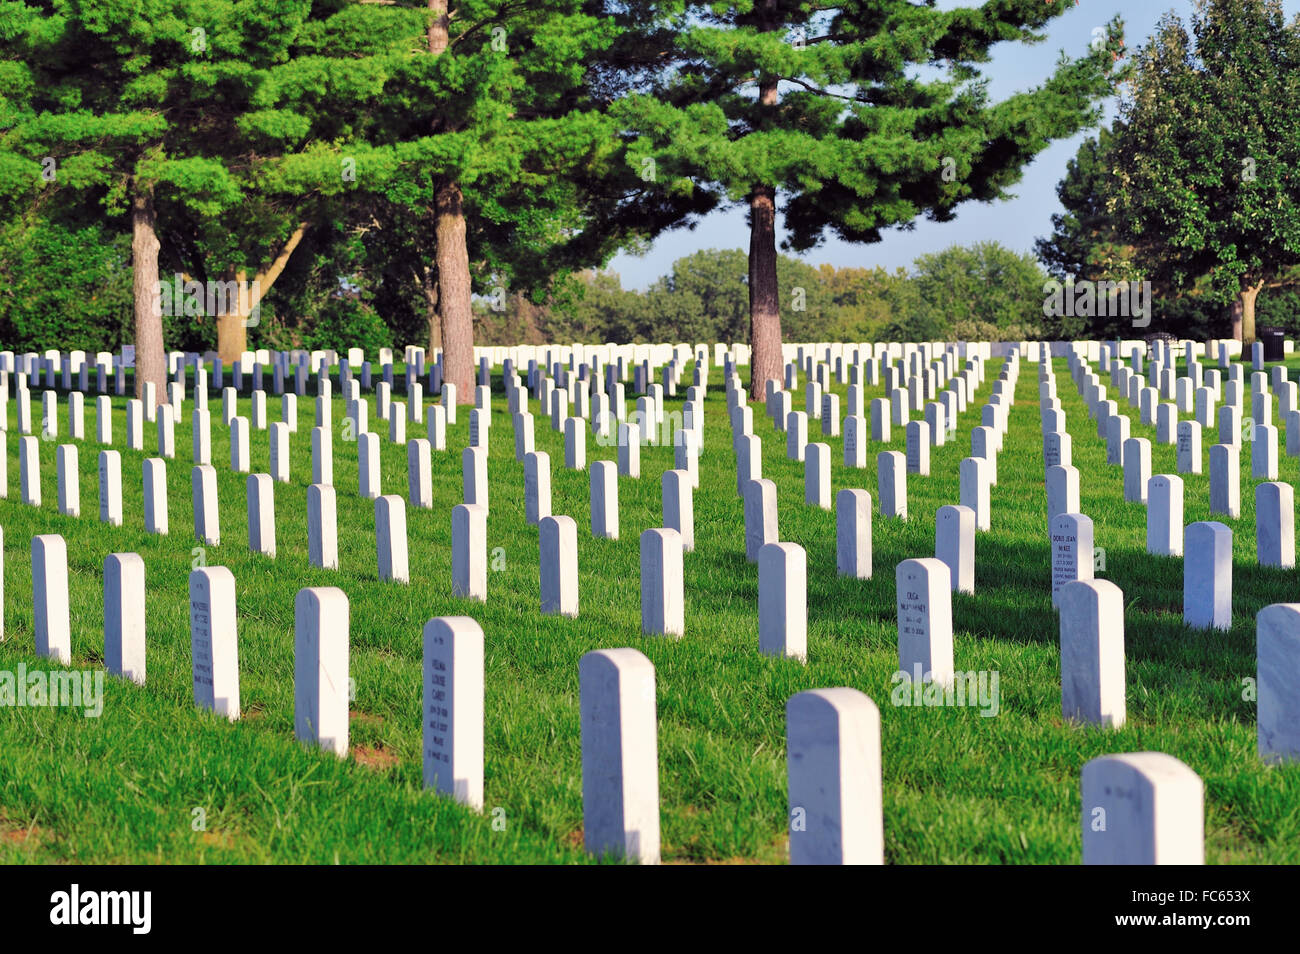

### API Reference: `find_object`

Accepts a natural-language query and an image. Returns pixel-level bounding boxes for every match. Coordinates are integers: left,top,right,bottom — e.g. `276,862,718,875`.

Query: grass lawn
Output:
0,352,1297,863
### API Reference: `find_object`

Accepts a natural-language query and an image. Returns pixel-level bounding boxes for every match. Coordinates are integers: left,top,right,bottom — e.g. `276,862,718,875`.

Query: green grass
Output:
0,354,1297,864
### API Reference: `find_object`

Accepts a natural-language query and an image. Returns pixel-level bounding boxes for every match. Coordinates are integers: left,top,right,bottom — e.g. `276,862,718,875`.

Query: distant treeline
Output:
4,219,1298,355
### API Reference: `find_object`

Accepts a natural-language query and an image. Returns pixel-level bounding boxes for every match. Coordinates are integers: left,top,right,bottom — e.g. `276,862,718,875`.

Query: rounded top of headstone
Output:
1082,751,1202,791
786,686,878,721
296,586,349,617
579,646,653,679
896,556,951,586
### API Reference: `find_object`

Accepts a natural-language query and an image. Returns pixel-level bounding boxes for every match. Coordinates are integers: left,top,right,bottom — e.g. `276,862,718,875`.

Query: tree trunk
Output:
215,224,308,363
216,268,251,364
747,32,782,404
1238,280,1264,349
131,182,166,407
423,267,442,354
428,0,449,54
427,0,473,403
436,178,474,402
217,310,247,364
748,180,783,404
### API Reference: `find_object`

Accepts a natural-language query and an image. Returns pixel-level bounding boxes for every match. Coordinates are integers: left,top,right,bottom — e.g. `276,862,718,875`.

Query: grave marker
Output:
580,648,659,864
189,566,240,721
294,587,350,757
423,616,486,811
787,688,883,865
104,552,146,684
1058,579,1126,728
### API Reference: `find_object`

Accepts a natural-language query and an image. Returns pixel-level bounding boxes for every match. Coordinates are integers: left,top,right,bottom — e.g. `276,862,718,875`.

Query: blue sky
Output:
607,0,1300,290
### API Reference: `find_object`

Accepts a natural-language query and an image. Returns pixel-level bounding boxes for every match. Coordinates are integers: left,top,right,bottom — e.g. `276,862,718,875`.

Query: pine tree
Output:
612,0,1124,400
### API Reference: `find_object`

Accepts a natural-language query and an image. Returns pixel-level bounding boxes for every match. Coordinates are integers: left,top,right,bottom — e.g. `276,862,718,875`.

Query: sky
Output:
607,0,1300,290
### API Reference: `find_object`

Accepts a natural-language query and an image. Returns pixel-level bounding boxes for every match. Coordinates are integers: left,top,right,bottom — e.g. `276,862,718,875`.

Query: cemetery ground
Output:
0,356,1297,865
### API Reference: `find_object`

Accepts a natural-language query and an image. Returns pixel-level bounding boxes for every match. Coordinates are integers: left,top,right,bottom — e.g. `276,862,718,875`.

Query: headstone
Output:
513,411,535,462
1253,422,1279,480
311,425,333,486
407,438,432,509
618,422,641,478
1184,521,1232,630
835,489,872,580
358,432,380,500
104,552,146,685
1081,753,1203,864
282,393,298,433
294,587,350,757
1105,415,1129,466
935,504,975,594
579,648,659,864
870,398,890,442
905,421,930,476
1256,482,1295,569
734,432,760,495
142,458,168,534
758,542,807,661
32,535,71,664
804,442,832,509
246,474,276,558
452,503,488,601
192,408,211,465
959,456,991,531
1122,437,1151,503
229,416,251,474
590,460,619,540
191,464,219,545
1044,431,1072,469
375,495,409,583
877,451,907,520
1058,579,1126,728
844,415,867,468
427,403,447,451
308,483,339,570
156,403,175,458
786,688,883,866
895,558,953,687
1209,444,1241,518
662,469,694,552
540,515,579,616
423,616,485,811
56,444,79,517
189,566,240,721
269,421,289,483
462,445,488,509
96,395,112,444
1046,464,1080,523
1051,513,1094,606
98,450,123,526
1176,420,1202,475
524,450,553,526
1258,604,1300,762
1146,475,1183,557
743,478,778,562
640,528,684,638
786,411,808,461
18,435,39,506
971,426,998,485
126,398,145,450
